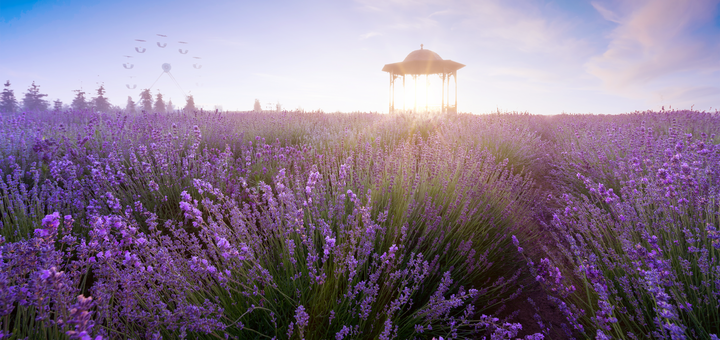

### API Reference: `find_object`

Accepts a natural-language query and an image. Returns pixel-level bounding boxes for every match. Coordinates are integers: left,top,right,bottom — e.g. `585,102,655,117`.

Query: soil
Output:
497,168,580,339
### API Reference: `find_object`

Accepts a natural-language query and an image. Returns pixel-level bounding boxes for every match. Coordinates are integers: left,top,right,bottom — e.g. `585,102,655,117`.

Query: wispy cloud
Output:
428,9,454,18
586,0,720,103
657,86,720,103
354,0,445,9
355,0,593,59
454,0,593,57
360,31,381,40
353,0,453,32
590,2,621,23
488,67,560,82
388,16,441,31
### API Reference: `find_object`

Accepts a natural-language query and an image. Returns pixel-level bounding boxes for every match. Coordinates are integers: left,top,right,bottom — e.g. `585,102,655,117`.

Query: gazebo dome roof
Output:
382,44,464,75
403,45,442,62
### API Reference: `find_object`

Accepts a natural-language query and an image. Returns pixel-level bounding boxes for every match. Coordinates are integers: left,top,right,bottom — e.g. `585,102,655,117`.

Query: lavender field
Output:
1,109,719,340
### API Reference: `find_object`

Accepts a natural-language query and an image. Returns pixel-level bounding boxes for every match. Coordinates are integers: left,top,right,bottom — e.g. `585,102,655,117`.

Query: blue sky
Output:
1,0,719,114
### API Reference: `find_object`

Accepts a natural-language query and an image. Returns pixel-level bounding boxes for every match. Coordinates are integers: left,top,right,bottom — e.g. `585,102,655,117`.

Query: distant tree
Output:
71,89,88,111
184,95,196,112
22,81,49,112
0,80,18,113
154,93,166,113
125,96,136,114
53,99,63,112
139,89,152,112
167,99,174,112
92,84,111,112
276,101,282,112
254,98,261,112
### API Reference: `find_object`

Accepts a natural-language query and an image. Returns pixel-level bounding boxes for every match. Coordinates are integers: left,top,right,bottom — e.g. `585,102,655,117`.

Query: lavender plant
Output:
516,111,720,339
0,109,544,339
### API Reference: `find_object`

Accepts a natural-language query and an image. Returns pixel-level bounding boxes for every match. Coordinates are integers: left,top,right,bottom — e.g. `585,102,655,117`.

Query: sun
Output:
394,74,447,114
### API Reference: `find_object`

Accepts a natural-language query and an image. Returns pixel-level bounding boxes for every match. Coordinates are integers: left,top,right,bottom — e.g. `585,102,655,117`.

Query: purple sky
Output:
1,0,719,114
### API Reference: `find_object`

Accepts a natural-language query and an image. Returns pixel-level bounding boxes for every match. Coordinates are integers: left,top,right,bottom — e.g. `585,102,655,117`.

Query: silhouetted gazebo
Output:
382,44,465,114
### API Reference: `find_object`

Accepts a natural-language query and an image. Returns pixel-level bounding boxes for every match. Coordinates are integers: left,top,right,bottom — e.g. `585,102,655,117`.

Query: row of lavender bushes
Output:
0,110,546,339
2,108,720,339
513,110,720,339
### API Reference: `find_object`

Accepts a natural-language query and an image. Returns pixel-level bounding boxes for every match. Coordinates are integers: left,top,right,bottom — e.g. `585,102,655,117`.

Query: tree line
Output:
0,80,197,114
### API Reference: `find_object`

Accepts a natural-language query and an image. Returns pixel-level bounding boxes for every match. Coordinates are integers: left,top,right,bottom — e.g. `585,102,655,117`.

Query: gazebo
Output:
382,44,465,114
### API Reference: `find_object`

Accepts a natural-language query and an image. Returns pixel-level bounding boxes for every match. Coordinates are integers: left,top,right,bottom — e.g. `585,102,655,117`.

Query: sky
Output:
1,0,719,114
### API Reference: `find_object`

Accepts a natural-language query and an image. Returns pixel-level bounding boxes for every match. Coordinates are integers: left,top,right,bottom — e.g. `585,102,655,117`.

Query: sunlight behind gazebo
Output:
382,44,465,114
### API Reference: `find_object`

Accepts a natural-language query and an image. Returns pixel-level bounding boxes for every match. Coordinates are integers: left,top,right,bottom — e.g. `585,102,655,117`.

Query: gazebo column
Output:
454,70,457,114
446,72,450,113
425,74,429,113
391,74,396,114
414,75,417,114
389,71,392,114
403,75,406,113
441,72,445,114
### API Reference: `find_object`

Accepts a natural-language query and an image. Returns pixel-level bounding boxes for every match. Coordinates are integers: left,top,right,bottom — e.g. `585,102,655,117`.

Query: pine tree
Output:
184,95,196,113
53,99,63,112
92,84,111,112
167,99,174,112
254,98,261,112
154,92,166,113
71,90,88,111
0,81,18,113
125,96,136,114
139,89,152,112
22,81,49,112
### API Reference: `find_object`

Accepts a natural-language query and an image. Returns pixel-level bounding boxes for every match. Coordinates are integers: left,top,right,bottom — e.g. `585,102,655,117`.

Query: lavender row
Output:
515,110,720,339
0,109,545,339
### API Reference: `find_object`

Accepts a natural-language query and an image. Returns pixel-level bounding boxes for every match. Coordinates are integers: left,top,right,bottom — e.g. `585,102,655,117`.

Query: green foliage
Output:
139,89,152,112
154,92,165,113
92,84,111,112
0,80,18,113
53,99,63,112
22,81,49,112
0,109,546,339
125,96,136,114
184,95,196,113
71,89,88,111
